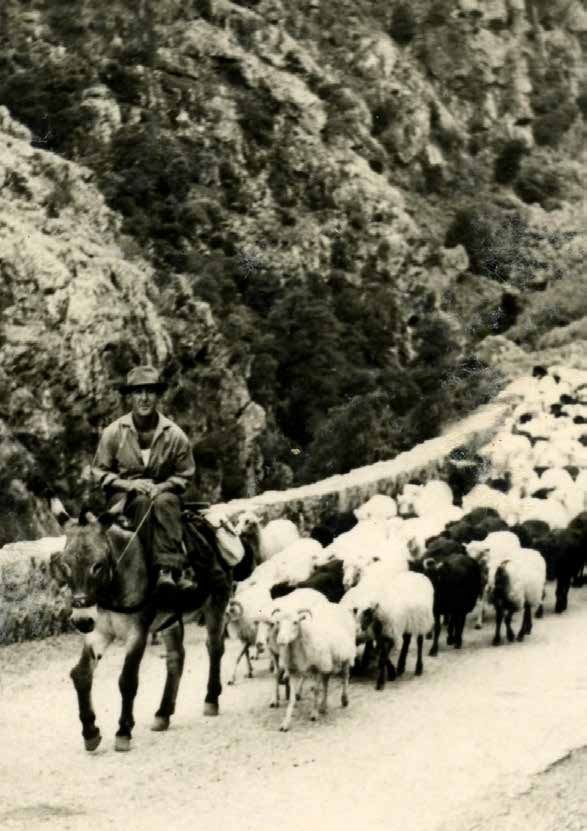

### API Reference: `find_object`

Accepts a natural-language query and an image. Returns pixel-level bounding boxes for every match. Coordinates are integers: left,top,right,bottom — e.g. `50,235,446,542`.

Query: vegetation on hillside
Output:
0,0,584,495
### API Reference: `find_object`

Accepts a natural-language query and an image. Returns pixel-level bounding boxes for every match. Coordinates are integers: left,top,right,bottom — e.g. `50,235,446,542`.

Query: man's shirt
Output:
92,411,195,494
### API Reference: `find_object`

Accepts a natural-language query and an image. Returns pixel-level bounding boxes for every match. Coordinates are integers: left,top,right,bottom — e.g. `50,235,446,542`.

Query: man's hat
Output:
119,365,168,394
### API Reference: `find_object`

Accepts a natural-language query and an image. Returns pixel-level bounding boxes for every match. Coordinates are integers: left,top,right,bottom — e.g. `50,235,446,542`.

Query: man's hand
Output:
147,482,173,499
132,478,157,496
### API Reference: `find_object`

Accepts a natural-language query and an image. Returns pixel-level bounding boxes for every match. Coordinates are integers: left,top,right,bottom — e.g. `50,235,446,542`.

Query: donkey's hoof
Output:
151,716,170,732
84,733,102,752
204,702,219,717
114,736,131,752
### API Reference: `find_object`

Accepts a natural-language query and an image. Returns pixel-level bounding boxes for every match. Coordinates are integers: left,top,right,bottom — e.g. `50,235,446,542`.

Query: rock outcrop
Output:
0,107,265,542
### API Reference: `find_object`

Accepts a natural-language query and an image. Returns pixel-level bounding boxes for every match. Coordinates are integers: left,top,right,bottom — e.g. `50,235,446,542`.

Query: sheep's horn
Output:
297,608,313,621
423,557,437,571
271,607,281,617
229,600,244,617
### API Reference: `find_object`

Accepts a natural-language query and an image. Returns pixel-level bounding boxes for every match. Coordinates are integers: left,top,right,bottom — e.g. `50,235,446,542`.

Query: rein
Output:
114,499,155,568
98,499,156,615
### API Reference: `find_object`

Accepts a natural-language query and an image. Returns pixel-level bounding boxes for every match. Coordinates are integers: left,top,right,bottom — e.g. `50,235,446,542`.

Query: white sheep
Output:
480,432,532,473
539,467,576,492
462,484,516,522
413,480,454,516
397,483,423,516
225,585,274,684
354,493,398,521
466,532,522,628
235,511,300,565
256,587,331,673
489,550,546,645
268,595,356,731
515,496,570,530
397,515,448,558
342,570,434,690
238,538,322,592
509,464,541,500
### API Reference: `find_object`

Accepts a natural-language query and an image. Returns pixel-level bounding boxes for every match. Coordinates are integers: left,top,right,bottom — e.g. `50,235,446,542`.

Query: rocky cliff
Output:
0,0,585,540
0,107,265,543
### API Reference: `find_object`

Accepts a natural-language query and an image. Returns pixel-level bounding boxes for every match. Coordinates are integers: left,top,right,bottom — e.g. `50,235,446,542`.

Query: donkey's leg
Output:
115,623,148,751
152,619,185,731
204,596,228,716
70,629,113,752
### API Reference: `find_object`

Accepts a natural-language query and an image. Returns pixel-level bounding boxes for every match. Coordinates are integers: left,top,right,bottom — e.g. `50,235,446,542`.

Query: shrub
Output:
533,105,577,147
389,3,418,45
494,140,527,185
514,162,561,206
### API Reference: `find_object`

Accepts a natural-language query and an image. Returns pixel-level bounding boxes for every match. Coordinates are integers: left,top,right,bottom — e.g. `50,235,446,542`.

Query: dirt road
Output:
1,583,587,831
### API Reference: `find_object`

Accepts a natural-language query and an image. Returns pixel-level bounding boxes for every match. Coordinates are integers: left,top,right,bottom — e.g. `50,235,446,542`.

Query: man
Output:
92,365,195,609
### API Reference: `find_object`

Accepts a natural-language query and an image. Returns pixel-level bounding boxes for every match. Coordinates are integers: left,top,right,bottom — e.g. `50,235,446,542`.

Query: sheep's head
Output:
358,604,380,639
272,607,312,648
234,511,261,538
225,598,244,624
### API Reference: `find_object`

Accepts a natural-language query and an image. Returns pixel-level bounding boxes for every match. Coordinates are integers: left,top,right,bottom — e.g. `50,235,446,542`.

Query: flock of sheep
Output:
220,365,587,732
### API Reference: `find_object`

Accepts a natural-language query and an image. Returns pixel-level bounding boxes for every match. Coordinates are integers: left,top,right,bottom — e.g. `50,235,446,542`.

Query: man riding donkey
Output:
92,365,227,612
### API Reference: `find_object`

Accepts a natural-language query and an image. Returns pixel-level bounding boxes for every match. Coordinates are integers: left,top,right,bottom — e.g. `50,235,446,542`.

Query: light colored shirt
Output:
92,411,195,494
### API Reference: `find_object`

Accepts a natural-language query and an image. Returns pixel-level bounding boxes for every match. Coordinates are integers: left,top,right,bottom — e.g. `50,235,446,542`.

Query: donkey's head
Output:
49,499,118,632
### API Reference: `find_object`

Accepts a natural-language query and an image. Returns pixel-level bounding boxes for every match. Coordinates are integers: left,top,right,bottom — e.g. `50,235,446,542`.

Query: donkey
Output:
49,499,230,752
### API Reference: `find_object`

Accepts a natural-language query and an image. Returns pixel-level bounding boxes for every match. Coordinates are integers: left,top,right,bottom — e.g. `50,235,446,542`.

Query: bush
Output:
515,162,560,206
389,4,418,45
494,140,527,185
533,105,577,147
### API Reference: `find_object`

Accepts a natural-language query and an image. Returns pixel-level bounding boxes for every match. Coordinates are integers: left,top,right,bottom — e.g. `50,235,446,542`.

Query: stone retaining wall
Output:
0,397,515,646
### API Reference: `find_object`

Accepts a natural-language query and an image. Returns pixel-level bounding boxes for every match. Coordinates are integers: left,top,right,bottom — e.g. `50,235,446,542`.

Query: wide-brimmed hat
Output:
119,365,168,394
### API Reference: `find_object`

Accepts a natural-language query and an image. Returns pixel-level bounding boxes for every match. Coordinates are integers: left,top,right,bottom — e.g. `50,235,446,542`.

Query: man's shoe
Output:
154,568,180,611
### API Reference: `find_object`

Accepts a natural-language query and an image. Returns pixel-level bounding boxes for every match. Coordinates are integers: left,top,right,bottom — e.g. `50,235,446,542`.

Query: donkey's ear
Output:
96,512,117,530
49,551,71,586
50,497,73,527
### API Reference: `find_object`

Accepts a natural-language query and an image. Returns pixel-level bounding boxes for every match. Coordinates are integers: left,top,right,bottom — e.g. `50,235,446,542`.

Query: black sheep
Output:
411,541,482,656
270,559,346,604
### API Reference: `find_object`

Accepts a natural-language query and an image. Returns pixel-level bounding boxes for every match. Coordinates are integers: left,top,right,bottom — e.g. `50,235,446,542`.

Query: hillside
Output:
0,0,585,540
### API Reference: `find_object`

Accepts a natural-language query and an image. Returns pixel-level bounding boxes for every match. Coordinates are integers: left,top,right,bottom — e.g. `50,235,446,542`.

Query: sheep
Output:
442,508,508,544
354,493,398,521
225,585,274,684
489,552,546,645
410,544,482,655
547,512,587,612
235,512,300,565
343,570,434,690
466,531,523,628
398,515,450,559
397,483,423,517
539,467,576,492
258,587,331,660
237,538,322,592
320,511,358,539
462,485,516,523
267,595,356,731
309,524,335,548
413,480,455,516
515,496,570,530
270,558,346,604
